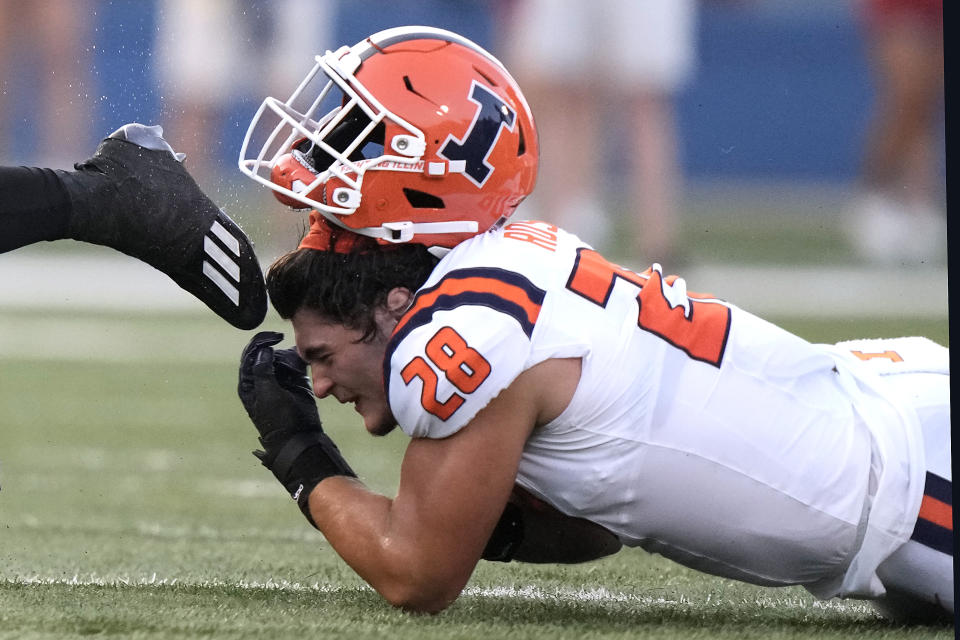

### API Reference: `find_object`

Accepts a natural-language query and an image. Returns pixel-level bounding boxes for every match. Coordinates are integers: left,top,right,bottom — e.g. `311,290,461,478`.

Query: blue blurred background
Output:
0,0,883,183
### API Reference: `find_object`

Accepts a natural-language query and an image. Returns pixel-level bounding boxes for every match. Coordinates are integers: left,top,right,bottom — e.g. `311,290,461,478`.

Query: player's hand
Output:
238,331,320,438
238,331,356,525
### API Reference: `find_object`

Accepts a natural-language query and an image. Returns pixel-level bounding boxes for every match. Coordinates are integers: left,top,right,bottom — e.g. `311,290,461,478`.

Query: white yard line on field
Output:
1,575,878,615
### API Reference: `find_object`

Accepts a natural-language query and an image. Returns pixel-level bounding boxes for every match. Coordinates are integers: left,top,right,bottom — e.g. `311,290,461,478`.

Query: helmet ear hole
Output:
403,188,445,209
517,123,527,157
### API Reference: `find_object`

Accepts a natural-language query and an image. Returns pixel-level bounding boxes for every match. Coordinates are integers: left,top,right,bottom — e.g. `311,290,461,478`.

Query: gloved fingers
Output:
239,331,284,392
241,331,284,364
251,344,278,380
274,348,314,396
274,347,307,374
240,331,283,372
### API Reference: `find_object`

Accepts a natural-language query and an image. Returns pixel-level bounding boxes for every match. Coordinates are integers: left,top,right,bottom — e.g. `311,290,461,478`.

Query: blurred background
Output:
0,0,948,322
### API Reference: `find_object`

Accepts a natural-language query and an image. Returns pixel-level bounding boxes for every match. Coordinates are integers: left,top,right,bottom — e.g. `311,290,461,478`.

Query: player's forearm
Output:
306,476,469,613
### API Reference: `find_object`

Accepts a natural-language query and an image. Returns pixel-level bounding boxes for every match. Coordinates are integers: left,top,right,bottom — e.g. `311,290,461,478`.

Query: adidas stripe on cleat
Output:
204,219,243,306
58,123,267,329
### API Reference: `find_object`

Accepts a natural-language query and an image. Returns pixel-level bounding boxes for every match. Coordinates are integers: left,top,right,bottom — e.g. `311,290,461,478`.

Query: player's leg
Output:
613,0,695,265
850,3,944,263
1,123,267,329
873,370,952,622
0,166,72,250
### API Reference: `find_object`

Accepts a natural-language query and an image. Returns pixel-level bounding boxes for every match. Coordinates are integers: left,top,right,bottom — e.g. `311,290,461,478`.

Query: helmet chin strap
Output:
376,220,480,243
314,209,479,247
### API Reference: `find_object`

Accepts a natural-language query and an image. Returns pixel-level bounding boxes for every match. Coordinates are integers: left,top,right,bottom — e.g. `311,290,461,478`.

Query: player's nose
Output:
311,372,334,399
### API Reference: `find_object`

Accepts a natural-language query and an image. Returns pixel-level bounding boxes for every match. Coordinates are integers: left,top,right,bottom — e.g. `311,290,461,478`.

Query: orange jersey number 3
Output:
566,249,731,367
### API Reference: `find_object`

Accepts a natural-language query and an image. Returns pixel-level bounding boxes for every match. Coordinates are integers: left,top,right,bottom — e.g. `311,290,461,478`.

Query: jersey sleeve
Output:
385,267,546,439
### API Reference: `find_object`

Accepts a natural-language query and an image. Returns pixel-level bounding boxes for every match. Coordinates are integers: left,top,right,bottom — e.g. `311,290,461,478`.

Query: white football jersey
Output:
384,221,931,600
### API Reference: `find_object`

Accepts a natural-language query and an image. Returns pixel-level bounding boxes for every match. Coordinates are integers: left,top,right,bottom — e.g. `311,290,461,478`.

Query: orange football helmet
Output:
239,26,539,252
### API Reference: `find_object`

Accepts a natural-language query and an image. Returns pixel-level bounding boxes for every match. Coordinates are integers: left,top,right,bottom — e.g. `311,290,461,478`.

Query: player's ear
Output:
384,287,414,319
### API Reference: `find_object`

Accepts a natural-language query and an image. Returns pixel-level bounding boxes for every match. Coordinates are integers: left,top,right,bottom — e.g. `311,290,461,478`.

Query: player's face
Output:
292,307,397,436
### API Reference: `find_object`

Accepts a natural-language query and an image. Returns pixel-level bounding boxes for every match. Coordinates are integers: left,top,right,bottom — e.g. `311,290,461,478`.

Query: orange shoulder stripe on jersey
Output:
918,494,953,531
394,272,543,337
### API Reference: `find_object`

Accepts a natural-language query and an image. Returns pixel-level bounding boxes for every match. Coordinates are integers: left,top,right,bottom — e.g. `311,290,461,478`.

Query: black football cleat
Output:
57,123,267,330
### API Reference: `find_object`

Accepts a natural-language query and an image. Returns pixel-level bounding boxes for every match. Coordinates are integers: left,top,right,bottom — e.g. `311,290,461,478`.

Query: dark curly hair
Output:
266,245,439,342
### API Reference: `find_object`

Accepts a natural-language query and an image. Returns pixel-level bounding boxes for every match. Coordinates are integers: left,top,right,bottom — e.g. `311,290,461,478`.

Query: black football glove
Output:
238,331,356,526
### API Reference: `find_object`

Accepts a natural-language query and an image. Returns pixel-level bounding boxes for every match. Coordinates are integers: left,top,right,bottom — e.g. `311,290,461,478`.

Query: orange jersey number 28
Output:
401,326,492,420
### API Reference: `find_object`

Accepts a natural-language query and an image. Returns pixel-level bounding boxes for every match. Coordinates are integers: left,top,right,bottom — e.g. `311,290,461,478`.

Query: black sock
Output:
0,166,73,253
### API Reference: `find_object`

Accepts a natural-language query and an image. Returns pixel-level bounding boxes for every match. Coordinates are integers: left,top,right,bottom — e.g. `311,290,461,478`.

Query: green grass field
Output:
0,306,950,639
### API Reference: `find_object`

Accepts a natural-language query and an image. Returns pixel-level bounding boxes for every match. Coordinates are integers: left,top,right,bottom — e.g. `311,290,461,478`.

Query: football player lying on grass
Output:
237,27,952,621
0,123,266,330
